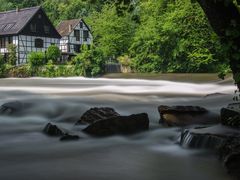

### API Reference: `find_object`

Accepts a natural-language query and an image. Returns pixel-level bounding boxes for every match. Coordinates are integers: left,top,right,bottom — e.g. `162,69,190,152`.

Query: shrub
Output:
46,45,61,63
7,44,17,66
0,54,6,77
28,52,46,67
72,45,104,77
7,65,31,78
117,55,131,66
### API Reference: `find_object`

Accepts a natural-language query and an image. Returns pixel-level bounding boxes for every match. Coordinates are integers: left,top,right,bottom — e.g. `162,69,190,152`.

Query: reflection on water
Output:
0,77,236,180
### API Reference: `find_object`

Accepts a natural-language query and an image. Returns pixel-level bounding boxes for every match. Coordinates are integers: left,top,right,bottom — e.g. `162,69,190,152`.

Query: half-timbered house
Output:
56,19,93,60
0,6,61,65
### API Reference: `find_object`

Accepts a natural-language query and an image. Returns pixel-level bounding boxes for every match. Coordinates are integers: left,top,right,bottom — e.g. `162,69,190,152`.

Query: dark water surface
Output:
0,76,236,180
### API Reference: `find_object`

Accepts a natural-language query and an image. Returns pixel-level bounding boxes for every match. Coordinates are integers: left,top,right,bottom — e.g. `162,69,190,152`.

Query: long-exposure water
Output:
0,76,236,180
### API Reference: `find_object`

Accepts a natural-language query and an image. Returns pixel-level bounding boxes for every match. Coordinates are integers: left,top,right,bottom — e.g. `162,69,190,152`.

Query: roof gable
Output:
20,7,61,38
56,19,91,37
0,6,40,36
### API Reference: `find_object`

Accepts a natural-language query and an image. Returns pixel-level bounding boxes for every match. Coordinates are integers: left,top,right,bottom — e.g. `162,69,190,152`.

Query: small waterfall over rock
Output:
180,128,227,149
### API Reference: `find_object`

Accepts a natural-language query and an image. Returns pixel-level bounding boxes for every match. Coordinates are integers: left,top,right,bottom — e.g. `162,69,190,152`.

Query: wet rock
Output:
218,138,240,179
221,103,240,128
60,134,80,141
0,101,24,115
180,125,240,149
43,123,65,136
180,125,240,179
76,107,120,125
83,113,149,137
158,105,219,127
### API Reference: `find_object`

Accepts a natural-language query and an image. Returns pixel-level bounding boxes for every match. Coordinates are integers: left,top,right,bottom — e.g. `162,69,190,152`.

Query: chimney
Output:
69,25,72,33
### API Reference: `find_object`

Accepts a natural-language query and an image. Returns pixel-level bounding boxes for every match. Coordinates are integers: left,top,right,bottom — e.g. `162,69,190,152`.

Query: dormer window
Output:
30,24,37,32
44,25,50,34
35,38,43,48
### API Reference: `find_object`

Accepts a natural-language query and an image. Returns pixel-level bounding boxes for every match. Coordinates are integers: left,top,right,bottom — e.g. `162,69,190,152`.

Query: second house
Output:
57,19,93,60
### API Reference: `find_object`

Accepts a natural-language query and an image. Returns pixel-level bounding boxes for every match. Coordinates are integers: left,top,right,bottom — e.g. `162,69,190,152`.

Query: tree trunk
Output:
196,0,240,89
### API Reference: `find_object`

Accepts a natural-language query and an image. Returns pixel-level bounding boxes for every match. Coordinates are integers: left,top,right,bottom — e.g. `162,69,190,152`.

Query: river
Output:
0,75,236,180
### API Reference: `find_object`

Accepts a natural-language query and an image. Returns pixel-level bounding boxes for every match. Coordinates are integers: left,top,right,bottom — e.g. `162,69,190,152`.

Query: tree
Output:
196,0,240,88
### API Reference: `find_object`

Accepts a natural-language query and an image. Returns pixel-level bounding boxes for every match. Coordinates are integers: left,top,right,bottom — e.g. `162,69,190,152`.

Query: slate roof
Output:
0,6,41,36
56,19,91,37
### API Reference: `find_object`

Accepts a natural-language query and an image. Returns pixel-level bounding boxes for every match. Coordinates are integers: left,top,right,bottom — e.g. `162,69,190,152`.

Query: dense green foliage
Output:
46,45,61,63
7,44,17,66
72,45,104,76
0,54,6,77
0,0,232,77
28,51,46,67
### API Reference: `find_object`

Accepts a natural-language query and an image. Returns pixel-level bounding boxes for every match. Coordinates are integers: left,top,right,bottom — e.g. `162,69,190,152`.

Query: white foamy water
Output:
0,77,236,180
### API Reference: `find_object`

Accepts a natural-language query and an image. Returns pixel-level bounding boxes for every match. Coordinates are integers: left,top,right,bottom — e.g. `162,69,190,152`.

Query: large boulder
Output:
221,103,240,128
83,113,149,137
43,123,65,136
76,107,120,125
158,105,219,127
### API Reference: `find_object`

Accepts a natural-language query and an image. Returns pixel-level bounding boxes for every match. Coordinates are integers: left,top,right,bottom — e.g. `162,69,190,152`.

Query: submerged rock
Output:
158,105,219,127
0,101,24,115
60,134,80,141
76,107,120,125
43,123,65,136
221,103,240,128
83,113,149,137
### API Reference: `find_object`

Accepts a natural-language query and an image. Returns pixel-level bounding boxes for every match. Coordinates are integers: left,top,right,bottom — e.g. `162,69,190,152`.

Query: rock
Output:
180,125,240,179
221,103,240,128
0,101,24,115
60,134,80,141
76,107,120,125
158,105,219,127
180,125,240,149
218,138,240,179
43,123,65,136
83,113,149,137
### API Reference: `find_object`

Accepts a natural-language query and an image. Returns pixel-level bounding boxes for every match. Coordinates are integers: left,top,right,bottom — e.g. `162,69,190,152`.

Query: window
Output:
35,38,43,48
0,37,5,48
7,37,12,45
74,30,80,41
83,30,89,41
80,22,83,28
30,24,37,32
44,25,50,34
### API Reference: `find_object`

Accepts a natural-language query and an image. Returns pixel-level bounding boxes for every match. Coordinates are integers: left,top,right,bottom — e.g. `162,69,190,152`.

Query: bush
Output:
46,45,61,63
72,45,104,77
117,55,131,66
7,44,17,66
28,52,46,67
0,54,6,77
7,65,31,78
